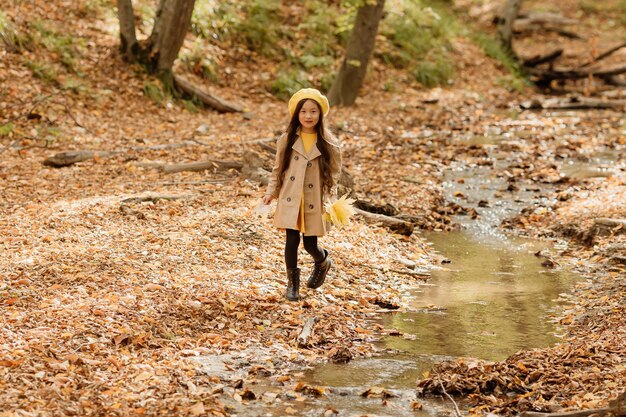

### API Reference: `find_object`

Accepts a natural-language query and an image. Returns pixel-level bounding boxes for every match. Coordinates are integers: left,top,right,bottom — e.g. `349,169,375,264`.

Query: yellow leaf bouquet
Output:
323,194,356,227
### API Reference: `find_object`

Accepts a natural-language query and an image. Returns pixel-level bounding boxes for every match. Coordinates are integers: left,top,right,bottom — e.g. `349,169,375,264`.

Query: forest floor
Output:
1,0,625,416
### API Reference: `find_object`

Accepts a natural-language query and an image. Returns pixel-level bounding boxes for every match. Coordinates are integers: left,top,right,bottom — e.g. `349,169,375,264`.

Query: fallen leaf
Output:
188,402,204,416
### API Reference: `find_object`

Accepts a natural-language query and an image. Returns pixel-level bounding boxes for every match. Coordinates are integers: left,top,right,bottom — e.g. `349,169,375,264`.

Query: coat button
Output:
290,176,295,181
308,183,313,188
294,156,299,160
309,204,314,209
307,162,312,167
286,197,291,202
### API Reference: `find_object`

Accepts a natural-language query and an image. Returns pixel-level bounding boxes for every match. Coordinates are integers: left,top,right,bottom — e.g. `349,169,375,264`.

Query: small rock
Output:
557,191,572,201
195,124,210,135
330,347,352,364
240,388,256,401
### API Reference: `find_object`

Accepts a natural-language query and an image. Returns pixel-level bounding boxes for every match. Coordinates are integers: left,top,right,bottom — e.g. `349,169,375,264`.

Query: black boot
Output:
307,250,332,289
286,268,301,301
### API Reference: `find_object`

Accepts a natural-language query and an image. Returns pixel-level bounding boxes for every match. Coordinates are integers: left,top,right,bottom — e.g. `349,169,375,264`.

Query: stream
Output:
195,113,622,416
281,156,582,416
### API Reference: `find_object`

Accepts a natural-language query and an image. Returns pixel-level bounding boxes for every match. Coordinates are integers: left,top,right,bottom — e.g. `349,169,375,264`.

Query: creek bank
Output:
416,108,626,415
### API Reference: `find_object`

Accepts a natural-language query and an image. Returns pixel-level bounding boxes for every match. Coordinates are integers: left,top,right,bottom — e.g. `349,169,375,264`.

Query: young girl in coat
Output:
263,88,342,301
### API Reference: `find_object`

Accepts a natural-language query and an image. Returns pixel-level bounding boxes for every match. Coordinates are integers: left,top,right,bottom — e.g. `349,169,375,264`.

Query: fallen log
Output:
259,142,277,153
43,141,198,167
240,137,275,145
520,96,626,110
43,150,116,167
520,408,612,417
162,160,243,174
121,194,190,204
523,49,563,67
513,11,581,38
516,11,577,26
133,141,269,181
530,63,626,86
160,179,233,186
354,199,399,216
514,22,582,39
173,75,242,113
135,159,243,175
354,208,414,236
578,41,626,68
297,317,317,348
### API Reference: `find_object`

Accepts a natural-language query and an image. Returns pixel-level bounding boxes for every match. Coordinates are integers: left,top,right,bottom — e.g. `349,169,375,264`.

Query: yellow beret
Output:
288,88,330,117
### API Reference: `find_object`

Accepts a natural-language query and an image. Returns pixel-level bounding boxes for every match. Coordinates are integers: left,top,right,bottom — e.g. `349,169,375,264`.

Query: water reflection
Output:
384,231,577,362
303,231,577,399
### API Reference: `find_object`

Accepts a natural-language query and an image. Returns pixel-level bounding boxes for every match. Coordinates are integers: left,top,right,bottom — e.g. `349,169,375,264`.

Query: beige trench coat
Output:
266,129,342,237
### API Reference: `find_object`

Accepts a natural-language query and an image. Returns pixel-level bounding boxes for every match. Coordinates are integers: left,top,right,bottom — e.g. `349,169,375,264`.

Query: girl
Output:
263,88,342,301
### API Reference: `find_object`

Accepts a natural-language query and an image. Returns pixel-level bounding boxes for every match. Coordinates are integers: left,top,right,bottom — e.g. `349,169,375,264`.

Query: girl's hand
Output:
262,195,273,205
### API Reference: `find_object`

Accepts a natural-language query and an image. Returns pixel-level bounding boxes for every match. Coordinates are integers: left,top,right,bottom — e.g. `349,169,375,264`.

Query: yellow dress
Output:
296,132,317,233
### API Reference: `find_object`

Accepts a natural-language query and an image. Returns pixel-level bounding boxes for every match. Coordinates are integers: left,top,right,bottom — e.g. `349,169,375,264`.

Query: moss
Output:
471,32,527,89
143,81,166,104
412,53,454,87
0,123,14,136
24,59,59,84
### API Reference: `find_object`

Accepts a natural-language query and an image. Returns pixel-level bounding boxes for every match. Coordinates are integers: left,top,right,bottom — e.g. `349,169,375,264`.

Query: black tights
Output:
285,229,325,269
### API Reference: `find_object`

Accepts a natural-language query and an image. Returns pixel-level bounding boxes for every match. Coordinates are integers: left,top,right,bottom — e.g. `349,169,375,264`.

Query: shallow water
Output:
559,147,621,179
383,231,576,362
293,231,578,417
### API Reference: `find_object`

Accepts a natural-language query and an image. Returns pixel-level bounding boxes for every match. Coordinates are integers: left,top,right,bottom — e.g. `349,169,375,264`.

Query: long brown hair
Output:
276,99,334,196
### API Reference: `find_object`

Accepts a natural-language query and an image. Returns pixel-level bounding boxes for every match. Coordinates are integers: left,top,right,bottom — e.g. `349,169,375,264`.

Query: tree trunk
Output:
115,0,242,112
117,0,195,79
117,0,138,61
146,0,197,87
327,0,385,106
496,0,522,57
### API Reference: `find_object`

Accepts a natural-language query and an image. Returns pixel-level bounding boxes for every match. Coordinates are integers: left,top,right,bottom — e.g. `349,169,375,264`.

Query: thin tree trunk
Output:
117,0,138,61
328,0,385,106
147,0,196,83
496,0,522,57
